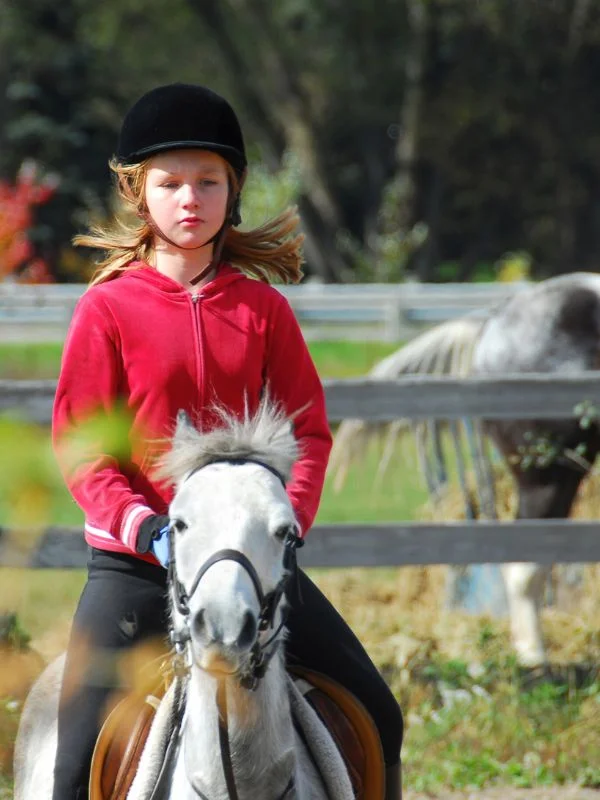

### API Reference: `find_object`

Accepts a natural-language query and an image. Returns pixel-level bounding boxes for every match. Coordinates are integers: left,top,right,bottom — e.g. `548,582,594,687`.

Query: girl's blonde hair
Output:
75,157,305,287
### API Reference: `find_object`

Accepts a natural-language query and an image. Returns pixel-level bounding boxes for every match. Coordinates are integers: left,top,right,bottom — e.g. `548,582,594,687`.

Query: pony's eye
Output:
273,524,294,542
172,518,188,534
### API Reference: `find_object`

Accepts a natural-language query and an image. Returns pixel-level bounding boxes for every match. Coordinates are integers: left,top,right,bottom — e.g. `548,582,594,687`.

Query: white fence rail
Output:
1,373,600,569
0,281,528,342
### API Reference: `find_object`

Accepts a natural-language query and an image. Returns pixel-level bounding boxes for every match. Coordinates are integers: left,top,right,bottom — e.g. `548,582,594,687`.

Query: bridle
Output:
168,457,301,689
164,457,302,800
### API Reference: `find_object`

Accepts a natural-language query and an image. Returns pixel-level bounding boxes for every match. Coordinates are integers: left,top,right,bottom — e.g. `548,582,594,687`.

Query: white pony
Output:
14,400,355,799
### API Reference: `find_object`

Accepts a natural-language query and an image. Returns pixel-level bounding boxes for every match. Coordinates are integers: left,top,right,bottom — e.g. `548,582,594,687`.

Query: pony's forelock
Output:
155,397,299,486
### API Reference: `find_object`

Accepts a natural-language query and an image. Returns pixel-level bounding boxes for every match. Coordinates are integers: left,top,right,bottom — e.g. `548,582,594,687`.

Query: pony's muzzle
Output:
192,604,258,659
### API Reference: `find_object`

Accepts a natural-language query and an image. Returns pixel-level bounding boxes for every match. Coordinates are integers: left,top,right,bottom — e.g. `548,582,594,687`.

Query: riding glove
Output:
151,525,171,568
136,514,171,567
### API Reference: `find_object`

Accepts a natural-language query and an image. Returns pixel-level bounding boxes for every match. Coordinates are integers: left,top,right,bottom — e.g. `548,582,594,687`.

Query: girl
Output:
51,82,403,798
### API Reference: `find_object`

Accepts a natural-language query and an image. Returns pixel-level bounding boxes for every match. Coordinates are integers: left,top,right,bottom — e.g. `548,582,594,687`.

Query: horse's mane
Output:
155,396,300,486
328,313,491,490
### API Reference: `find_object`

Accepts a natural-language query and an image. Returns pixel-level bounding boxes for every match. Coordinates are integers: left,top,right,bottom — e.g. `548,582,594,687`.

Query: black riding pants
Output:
52,548,403,799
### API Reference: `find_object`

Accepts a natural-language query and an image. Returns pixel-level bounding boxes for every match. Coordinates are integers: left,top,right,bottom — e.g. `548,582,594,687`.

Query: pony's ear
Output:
276,418,294,440
174,409,195,438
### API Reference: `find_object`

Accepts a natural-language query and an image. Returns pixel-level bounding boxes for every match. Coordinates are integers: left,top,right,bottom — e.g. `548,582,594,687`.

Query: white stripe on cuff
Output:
121,505,154,550
84,523,115,540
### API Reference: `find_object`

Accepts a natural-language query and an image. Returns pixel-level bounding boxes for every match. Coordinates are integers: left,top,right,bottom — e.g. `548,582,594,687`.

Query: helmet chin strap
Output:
189,221,230,286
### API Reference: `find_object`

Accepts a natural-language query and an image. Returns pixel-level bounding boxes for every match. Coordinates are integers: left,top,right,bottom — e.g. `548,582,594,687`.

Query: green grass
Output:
319,438,429,523
0,570,86,648
0,339,399,380
308,340,399,378
0,430,428,528
399,652,600,793
0,343,64,379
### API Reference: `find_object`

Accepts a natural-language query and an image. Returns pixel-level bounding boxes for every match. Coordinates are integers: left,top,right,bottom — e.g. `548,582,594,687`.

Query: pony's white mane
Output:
156,396,300,487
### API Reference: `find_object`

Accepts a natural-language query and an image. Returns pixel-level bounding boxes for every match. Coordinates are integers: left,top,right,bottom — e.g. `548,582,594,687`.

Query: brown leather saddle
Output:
89,662,385,799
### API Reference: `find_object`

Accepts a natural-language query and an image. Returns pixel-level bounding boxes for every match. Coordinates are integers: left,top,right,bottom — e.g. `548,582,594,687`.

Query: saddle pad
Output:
290,666,385,800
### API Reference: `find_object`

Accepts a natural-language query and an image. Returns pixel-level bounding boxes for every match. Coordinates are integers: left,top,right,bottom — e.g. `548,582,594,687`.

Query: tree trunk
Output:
187,0,352,281
567,0,593,60
374,0,430,281
393,0,429,234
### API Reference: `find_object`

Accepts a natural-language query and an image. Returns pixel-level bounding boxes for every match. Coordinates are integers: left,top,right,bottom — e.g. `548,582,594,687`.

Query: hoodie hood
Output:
124,261,247,297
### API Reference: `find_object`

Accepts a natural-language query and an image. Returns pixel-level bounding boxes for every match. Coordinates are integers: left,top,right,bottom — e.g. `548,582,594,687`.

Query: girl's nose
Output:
181,184,200,206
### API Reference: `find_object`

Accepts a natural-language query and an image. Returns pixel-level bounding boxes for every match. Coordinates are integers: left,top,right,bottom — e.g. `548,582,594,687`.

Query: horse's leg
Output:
501,562,549,667
502,462,591,666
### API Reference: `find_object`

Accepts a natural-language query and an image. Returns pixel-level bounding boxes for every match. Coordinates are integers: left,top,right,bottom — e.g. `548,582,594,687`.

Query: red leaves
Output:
0,161,58,283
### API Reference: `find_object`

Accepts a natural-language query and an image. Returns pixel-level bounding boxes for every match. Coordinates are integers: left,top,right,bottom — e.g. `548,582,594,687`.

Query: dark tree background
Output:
2,0,600,283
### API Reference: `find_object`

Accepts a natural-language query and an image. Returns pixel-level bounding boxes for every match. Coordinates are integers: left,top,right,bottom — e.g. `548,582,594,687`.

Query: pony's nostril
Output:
237,609,257,650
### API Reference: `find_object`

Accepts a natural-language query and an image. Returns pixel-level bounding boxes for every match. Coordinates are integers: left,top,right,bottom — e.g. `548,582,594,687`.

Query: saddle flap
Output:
90,691,160,800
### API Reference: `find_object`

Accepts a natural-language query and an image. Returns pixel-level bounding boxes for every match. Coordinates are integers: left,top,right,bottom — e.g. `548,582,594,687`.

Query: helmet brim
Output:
120,140,247,175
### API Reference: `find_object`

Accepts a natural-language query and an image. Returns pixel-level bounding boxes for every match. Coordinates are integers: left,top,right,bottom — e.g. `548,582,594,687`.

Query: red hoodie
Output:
52,263,332,562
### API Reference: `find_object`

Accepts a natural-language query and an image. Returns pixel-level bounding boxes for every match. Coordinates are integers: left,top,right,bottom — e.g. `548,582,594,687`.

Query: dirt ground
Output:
406,789,600,799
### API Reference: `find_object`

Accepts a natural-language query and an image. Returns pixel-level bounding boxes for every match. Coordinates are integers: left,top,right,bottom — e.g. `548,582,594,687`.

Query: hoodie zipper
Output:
191,291,206,411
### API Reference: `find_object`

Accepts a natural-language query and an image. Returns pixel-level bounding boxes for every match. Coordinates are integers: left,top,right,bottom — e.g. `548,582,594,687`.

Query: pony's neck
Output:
175,651,296,799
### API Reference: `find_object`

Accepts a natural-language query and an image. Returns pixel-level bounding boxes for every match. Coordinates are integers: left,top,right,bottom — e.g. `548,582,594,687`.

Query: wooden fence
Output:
3,373,600,423
2,374,600,570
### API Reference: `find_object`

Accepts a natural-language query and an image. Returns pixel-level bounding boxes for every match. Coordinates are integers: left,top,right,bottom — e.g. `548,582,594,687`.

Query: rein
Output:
183,681,295,800
165,456,302,799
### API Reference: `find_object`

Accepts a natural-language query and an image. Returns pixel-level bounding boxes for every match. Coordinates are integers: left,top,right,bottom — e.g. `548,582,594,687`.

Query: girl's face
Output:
144,149,230,250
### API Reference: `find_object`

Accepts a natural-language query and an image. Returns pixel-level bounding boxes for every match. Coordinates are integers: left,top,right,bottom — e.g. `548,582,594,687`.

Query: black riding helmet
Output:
115,83,247,178
116,83,246,271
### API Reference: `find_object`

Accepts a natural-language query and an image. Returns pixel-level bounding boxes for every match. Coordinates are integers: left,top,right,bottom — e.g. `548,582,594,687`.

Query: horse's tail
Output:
328,313,491,508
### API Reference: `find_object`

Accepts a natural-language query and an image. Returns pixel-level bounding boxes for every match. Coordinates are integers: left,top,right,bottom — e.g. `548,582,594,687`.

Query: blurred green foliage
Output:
0,417,62,528
0,403,138,529
240,152,302,229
